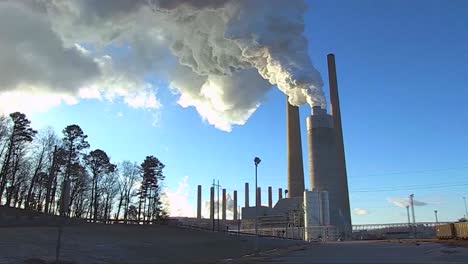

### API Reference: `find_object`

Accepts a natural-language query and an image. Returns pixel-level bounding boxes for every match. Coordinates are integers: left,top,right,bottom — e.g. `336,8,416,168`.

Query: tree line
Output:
0,112,167,222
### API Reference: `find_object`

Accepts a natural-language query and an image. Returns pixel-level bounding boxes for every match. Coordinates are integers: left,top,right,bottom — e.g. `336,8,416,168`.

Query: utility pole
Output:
409,194,416,224
409,194,416,238
434,210,438,224
463,197,468,219
406,205,411,226
254,157,261,251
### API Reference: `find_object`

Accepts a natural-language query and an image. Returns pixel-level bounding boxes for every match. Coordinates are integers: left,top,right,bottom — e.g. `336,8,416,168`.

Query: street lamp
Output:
254,156,261,251
434,210,438,224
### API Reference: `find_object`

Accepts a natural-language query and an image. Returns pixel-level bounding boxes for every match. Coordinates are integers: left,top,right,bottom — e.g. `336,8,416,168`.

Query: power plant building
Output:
198,53,352,239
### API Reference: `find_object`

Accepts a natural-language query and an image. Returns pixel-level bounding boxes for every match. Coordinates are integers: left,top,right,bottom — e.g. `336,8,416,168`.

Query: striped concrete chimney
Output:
286,98,305,198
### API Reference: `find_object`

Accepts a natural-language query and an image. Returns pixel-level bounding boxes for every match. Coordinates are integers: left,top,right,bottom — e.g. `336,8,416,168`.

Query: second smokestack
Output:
286,98,305,198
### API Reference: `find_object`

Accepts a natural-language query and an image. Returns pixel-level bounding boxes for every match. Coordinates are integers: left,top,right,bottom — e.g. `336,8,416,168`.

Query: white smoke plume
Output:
161,176,196,217
1,0,324,131
387,197,428,208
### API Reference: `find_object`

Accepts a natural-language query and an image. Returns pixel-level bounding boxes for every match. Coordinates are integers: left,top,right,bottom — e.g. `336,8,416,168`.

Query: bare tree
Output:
102,171,119,222
44,146,66,214
115,161,140,221
25,128,58,209
68,162,89,218
0,112,37,203
84,149,115,221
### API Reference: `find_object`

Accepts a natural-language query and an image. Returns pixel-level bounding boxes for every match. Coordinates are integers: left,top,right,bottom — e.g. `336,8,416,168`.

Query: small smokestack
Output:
268,186,273,208
287,97,305,198
278,188,283,200
256,187,261,207
210,187,215,220
197,185,202,219
233,190,238,220
245,182,249,208
222,189,226,220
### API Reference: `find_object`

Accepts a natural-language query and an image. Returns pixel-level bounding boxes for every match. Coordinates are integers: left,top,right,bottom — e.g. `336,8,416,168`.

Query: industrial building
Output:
195,54,352,239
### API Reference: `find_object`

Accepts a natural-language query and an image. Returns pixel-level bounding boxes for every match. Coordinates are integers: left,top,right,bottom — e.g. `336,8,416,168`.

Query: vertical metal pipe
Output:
217,180,220,231
222,189,226,220
197,185,202,219
254,164,258,250
268,186,272,208
286,98,305,198
434,210,438,224
233,191,238,220
278,188,283,200
245,182,249,208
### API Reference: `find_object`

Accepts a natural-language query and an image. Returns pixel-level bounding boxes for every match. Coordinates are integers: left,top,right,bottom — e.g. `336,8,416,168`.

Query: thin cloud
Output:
353,208,369,215
387,197,427,208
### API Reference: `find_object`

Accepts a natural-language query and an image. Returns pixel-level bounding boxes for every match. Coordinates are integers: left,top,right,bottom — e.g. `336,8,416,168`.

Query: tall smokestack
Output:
197,185,202,219
287,98,305,198
210,187,215,220
233,190,238,220
278,188,283,200
268,186,273,208
245,182,249,208
327,53,351,230
222,189,226,220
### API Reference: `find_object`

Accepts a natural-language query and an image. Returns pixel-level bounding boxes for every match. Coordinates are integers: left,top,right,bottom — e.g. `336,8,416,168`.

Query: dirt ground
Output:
0,224,303,264
235,240,468,263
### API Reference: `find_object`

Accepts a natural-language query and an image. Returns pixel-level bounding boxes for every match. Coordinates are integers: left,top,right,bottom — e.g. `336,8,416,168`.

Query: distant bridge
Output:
352,222,449,231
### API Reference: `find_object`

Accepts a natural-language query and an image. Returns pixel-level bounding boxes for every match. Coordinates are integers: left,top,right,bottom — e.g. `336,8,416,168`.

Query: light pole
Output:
463,197,468,219
409,194,416,224
406,205,411,226
434,210,438,224
254,156,261,251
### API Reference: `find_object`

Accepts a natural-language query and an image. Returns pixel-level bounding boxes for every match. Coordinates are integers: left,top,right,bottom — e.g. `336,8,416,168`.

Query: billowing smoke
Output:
1,0,324,131
387,197,428,208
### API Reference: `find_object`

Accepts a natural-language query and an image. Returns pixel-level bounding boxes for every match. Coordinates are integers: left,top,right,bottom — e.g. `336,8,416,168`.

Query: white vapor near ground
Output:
161,176,196,217
0,0,323,131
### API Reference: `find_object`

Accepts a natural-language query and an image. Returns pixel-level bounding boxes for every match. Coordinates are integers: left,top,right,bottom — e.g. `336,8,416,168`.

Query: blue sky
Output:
27,0,468,224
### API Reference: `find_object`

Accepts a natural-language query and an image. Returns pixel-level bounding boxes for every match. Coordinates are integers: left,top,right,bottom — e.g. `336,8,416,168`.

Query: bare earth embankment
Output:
0,224,304,264
235,240,468,264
